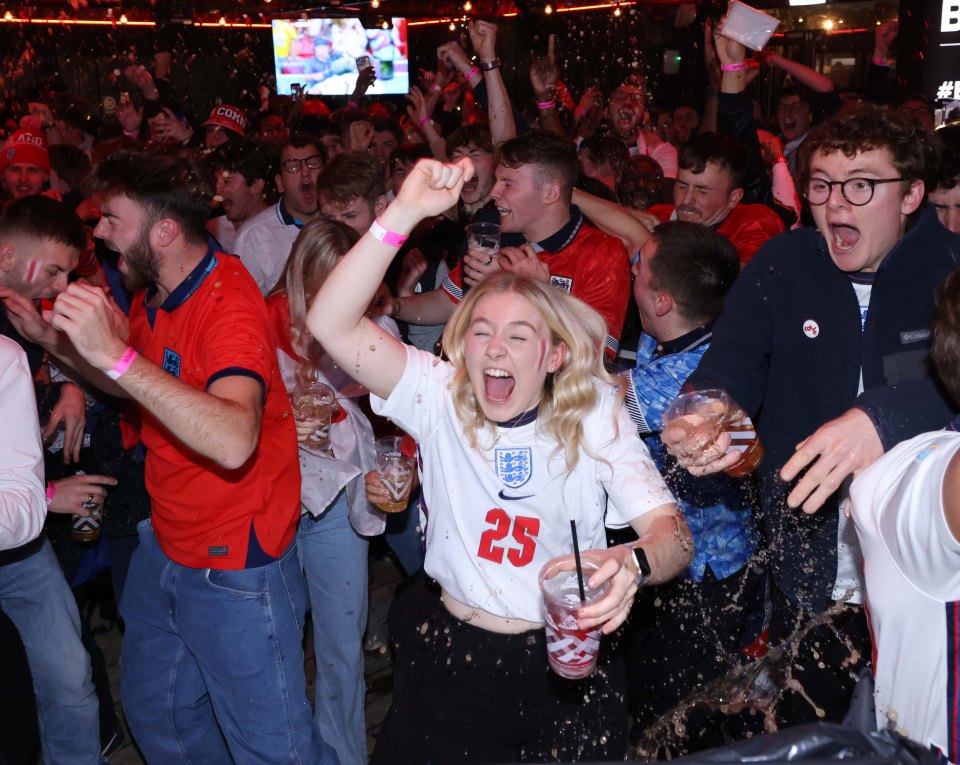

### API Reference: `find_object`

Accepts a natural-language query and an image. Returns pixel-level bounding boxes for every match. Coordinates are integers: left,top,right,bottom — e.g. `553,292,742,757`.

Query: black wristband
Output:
479,59,501,72
633,546,651,578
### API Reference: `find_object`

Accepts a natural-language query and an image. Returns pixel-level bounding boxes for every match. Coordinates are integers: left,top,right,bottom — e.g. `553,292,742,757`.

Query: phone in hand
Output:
356,55,371,71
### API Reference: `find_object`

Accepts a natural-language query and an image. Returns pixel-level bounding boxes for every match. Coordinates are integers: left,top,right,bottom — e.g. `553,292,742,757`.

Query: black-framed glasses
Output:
803,177,904,206
281,155,323,174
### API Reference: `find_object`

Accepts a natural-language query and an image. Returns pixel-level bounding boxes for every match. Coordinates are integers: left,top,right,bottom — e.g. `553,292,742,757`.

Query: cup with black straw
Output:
537,520,611,679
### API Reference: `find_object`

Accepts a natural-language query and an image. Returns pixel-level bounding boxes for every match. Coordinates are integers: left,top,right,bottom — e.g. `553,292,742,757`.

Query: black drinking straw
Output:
569,519,586,602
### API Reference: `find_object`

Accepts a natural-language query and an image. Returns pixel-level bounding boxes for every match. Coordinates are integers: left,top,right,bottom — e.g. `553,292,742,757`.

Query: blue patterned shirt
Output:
622,331,757,581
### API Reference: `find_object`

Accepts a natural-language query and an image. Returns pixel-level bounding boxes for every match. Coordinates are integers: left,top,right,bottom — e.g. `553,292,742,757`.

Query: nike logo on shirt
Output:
498,489,534,501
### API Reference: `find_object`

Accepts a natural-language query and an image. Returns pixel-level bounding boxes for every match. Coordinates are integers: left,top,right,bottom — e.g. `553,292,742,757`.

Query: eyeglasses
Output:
777,102,808,115
281,155,323,174
803,177,904,206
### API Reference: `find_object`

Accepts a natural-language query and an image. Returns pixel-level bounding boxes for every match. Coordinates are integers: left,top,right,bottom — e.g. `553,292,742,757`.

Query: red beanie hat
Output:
0,129,50,174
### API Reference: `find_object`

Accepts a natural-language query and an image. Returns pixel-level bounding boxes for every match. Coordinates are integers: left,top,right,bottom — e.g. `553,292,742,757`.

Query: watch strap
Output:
633,545,651,579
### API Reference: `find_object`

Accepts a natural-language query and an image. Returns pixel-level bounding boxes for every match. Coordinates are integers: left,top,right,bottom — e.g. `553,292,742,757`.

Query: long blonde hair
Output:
274,217,359,381
443,273,621,475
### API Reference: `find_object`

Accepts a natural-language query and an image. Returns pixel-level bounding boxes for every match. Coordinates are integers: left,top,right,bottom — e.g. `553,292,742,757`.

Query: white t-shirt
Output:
849,430,960,760
371,344,675,622
0,336,46,550
232,201,300,296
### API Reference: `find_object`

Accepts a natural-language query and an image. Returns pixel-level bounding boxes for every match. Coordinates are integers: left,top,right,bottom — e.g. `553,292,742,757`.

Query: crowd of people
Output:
0,10,959,765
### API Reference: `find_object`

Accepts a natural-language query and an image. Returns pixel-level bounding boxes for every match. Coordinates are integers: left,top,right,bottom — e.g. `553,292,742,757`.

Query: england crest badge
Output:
495,447,532,488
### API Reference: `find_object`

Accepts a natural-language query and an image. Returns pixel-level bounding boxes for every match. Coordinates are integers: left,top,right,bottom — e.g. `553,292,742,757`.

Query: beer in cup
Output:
292,381,335,451
374,436,414,513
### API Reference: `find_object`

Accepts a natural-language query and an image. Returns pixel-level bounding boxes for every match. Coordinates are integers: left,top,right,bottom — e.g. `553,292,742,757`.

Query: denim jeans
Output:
384,487,425,577
0,539,101,764
298,491,368,765
120,521,338,764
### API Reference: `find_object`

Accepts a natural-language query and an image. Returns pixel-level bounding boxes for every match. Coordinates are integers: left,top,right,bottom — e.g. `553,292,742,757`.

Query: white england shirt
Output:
371,344,675,623
849,430,960,762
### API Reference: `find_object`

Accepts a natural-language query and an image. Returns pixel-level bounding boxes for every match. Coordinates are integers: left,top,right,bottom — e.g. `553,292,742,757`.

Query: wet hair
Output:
277,217,359,380
578,135,629,182
445,124,493,157
443,272,620,476
317,151,386,207
0,194,86,252
934,125,960,191
208,139,276,187
85,148,212,246
388,143,431,176
48,144,91,191
495,131,578,203
678,132,748,191
648,221,740,326
931,268,960,405
799,105,941,189
282,131,327,164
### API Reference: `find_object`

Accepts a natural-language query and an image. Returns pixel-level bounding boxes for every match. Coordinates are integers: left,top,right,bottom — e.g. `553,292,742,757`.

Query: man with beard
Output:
647,132,784,265
663,106,960,729
387,131,630,360
233,133,323,295
206,140,273,254
0,195,102,764
5,150,335,764
605,80,678,195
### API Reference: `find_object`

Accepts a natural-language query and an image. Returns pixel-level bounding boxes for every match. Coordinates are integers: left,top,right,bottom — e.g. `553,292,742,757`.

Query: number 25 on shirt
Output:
477,508,541,567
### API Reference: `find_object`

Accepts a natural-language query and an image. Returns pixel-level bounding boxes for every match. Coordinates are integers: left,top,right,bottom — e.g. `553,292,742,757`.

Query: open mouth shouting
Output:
828,222,861,254
483,368,516,404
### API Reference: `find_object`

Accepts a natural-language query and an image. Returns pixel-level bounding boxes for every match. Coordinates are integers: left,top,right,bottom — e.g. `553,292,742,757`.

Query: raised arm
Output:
469,20,517,145
529,35,564,137
307,159,472,400
572,187,655,255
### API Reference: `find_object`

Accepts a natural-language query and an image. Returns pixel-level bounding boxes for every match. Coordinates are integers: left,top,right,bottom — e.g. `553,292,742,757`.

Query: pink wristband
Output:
872,56,889,66
106,346,139,381
419,115,432,129
721,62,748,72
465,66,480,81
369,219,409,248
536,100,556,110
45,481,56,507
430,83,443,94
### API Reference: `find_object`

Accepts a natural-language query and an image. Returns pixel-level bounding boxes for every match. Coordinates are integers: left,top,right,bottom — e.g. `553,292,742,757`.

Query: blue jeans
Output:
120,521,338,764
384,487,425,576
297,491,368,765
0,539,101,764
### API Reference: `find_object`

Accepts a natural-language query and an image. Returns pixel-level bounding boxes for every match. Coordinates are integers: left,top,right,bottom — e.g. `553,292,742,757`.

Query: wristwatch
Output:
632,545,651,584
479,58,501,72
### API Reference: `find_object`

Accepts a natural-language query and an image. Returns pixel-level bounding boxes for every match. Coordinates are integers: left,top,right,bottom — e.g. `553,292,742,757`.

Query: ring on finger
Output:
482,256,493,266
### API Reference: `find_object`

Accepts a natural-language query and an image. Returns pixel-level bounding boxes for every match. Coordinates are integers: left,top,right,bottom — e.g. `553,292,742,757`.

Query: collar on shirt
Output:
144,245,218,318
656,323,713,358
276,197,306,229
496,405,539,428
530,205,584,254
846,270,876,286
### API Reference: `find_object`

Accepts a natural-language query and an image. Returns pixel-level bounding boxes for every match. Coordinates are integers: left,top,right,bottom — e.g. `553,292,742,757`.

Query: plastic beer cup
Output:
539,557,609,680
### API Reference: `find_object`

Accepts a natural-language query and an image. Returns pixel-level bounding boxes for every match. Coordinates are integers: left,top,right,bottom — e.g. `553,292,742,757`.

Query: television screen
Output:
272,18,409,97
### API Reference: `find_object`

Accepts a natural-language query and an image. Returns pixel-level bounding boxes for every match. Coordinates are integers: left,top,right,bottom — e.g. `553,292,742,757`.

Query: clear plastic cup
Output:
72,500,104,543
465,222,501,262
663,389,763,477
292,381,335,450
374,436,414,513
539,557,610,680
